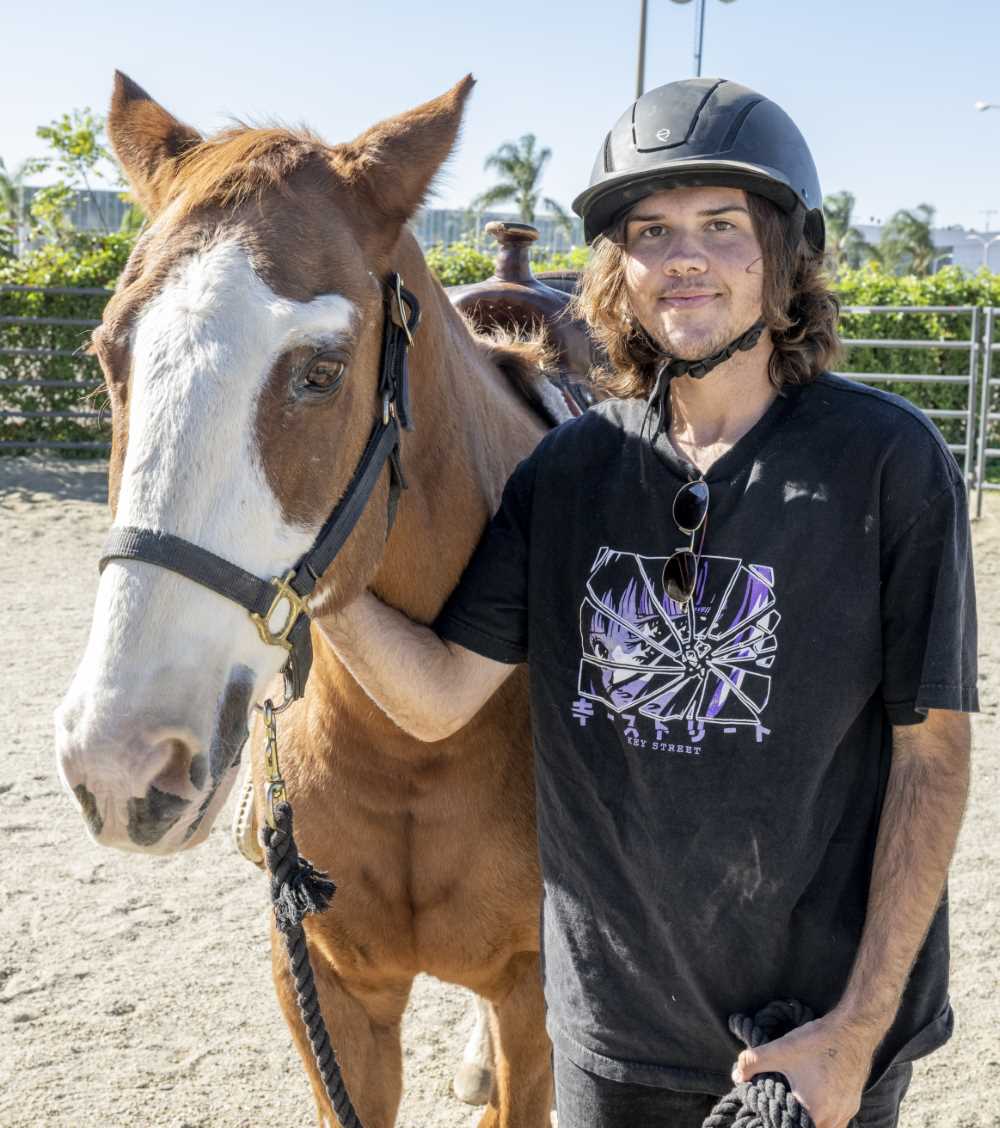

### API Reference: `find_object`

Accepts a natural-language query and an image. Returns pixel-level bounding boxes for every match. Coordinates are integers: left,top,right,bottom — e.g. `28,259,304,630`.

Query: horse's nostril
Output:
148,736,197,795
124,736,197,848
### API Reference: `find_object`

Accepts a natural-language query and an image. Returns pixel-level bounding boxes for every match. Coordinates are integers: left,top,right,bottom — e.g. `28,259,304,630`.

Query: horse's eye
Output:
303,356,345,393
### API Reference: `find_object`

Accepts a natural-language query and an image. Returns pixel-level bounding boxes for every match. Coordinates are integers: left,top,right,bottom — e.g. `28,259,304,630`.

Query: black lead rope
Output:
702,1000,816,1128
261,801,364,1128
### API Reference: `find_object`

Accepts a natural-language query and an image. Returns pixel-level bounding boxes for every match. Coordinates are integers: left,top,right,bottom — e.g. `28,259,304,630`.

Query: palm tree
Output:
474,134,573,236
0,157,29,257
822,191,878,272
878,203,939,276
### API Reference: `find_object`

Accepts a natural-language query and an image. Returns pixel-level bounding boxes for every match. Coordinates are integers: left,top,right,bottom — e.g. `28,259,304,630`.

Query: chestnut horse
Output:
54,72,554,1127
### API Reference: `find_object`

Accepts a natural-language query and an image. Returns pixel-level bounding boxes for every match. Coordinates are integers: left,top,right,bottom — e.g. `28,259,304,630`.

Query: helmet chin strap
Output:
650,318,767,440
657,318,766,384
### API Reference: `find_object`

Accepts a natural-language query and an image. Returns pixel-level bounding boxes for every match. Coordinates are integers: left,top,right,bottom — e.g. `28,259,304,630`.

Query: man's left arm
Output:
733,708,971,1128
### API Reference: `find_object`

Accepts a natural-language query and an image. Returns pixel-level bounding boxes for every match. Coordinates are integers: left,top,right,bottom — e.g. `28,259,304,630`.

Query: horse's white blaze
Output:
55,240,355,841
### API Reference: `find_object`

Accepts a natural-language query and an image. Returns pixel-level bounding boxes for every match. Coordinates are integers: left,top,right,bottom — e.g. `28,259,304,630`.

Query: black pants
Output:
553,1050,913,1128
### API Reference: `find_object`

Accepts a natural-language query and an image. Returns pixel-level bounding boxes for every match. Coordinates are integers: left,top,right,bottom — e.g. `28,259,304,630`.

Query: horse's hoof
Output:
453,1062,493,1106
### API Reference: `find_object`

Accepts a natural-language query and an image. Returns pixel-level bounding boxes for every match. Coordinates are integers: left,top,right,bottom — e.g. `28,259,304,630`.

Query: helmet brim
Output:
571,160,802,244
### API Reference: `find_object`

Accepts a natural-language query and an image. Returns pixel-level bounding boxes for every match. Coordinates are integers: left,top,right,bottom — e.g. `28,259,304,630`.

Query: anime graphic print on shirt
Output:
572,546,779,752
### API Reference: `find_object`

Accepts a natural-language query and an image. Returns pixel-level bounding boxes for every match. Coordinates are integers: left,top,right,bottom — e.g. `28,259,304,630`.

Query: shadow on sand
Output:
0,456,109,507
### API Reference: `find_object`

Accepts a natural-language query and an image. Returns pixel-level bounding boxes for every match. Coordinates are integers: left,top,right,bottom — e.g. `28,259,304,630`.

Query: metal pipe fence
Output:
975,307,999,519
835,305,981,487
0,283,110,454
1,290,999,515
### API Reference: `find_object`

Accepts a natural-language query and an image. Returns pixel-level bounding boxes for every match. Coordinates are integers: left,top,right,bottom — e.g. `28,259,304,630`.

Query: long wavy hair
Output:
572,193,842,398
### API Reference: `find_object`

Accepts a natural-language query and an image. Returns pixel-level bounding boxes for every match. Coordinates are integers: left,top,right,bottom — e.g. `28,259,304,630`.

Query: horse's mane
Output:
161,125,326,217
474,325,572,428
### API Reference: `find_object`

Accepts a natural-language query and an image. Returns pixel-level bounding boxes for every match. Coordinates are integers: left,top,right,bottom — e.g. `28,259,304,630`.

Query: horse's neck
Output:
372,251,545,623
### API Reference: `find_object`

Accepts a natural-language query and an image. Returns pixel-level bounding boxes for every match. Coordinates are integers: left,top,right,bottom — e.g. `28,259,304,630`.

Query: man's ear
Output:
333,76,475,240
107,71,202,217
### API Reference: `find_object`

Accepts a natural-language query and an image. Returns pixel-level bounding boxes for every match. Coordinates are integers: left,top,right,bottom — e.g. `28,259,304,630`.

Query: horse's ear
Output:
108,71,202,216
337,76,475,236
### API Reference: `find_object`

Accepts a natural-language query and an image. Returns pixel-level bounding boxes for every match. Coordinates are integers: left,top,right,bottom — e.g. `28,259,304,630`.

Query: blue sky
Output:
3,0,999,231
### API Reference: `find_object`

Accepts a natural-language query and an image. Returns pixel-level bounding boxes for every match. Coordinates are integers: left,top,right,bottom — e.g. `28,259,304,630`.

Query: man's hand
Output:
731,1013,875,1128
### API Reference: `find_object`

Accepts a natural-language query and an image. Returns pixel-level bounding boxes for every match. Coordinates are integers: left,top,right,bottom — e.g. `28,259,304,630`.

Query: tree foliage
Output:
823,191,878,273
474,133,572,233
0,158,29,257
424,241,495,286
24,108,124,238
878,203,940,276
7,108,143,250
531,246,591,273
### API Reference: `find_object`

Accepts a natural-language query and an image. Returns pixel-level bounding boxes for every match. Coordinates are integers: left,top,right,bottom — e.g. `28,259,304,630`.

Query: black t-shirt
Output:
434,372,979,1095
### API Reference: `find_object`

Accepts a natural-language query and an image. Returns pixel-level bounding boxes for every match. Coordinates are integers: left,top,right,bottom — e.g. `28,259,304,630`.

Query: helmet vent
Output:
603,131,614,173
632,78,724,153
719,98,762,154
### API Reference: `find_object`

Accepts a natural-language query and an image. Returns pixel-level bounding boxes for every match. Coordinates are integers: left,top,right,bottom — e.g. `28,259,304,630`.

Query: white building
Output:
410,207,584,253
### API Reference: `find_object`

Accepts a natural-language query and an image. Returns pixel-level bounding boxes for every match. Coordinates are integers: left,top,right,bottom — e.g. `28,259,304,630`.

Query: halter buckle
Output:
249,570,309,652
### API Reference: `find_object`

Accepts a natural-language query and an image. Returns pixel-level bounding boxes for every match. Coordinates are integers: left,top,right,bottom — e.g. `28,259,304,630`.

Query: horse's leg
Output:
270,924,410,1128
476,952,552,1128
454,993,495,1105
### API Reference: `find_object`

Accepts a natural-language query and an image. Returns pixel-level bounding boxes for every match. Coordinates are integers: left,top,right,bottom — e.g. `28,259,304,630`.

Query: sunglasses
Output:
663,479,710,605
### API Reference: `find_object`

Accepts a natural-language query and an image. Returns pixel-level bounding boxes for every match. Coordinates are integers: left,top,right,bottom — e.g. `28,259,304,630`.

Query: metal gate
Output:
0,283,111,453
837,304,981,483
975,308,999,518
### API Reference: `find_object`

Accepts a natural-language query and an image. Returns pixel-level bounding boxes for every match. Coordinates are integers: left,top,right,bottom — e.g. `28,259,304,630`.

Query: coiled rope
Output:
262,801,365,1128
702,1000,816,1128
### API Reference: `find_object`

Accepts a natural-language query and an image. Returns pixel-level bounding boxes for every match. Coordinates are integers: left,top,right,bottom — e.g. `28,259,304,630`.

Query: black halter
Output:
99,273,421,702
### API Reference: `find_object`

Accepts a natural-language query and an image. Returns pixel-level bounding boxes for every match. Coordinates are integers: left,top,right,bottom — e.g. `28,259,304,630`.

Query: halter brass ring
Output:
249,570,310,653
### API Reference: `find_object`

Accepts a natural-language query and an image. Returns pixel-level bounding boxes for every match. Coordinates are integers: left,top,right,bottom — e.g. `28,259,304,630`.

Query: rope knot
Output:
703,999,815,1128
261,801,336,932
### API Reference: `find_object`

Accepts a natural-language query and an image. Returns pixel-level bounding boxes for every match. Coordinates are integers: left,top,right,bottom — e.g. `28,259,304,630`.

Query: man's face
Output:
622,185,764,362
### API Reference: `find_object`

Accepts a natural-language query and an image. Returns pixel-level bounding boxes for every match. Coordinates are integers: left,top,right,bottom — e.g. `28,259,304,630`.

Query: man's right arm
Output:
317,591,517,743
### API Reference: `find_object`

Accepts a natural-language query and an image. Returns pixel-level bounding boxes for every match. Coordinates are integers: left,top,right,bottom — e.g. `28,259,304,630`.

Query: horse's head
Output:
55,72,473,853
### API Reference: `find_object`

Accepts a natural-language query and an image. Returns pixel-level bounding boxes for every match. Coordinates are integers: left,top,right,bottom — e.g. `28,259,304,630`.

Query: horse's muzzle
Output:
55,720,207,853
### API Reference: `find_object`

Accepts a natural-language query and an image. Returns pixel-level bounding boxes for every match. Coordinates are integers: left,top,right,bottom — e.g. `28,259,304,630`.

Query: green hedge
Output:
2,244,998,471
0,235,133,452
423,241,591,285
424,241,494,286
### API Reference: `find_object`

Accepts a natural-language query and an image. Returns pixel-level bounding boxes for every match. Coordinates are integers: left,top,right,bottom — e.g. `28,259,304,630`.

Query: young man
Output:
319,79,977,1128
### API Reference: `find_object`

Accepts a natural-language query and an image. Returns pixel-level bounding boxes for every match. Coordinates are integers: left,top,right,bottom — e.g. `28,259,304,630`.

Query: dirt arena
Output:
1,456,997,1128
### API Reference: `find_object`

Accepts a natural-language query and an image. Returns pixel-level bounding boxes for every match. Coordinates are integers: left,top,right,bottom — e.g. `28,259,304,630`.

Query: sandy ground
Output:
0,456,997,1128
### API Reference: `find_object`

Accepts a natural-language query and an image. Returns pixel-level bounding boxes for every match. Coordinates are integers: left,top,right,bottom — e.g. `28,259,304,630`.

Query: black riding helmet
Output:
572,77,825,253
